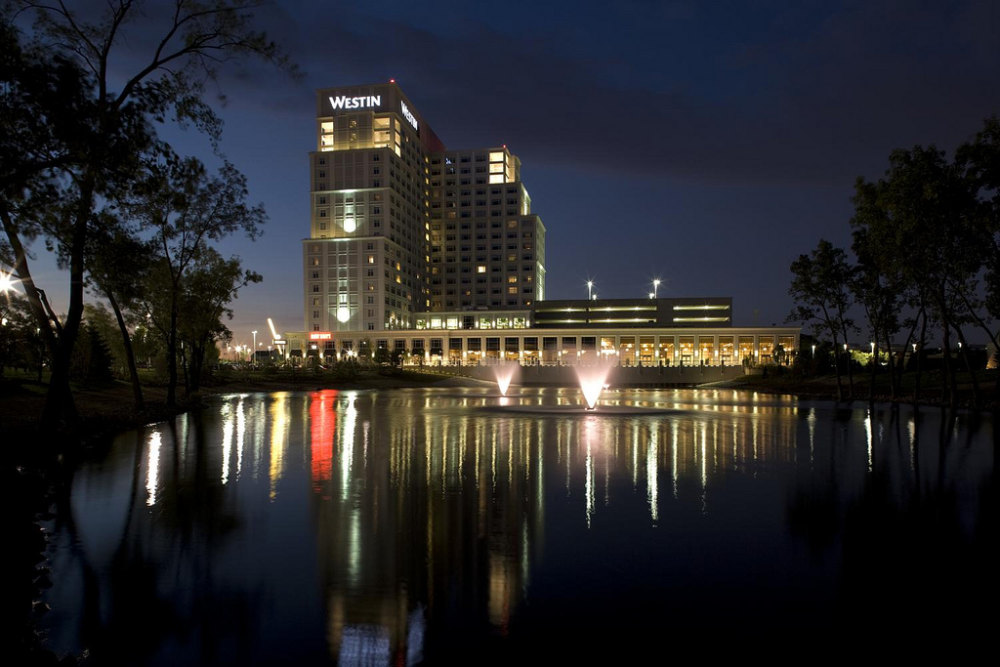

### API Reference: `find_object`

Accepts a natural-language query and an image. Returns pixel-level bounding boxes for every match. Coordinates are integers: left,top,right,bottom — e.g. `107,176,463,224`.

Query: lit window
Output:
489,151,504,162
489,174,504,184
368,255,375,264
477,265,486,274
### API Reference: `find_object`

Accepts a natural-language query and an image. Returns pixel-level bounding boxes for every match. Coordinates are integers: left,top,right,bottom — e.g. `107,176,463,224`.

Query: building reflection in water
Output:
299,389,808,662
269,392,289,501
46,388,996,664
145,430,161,507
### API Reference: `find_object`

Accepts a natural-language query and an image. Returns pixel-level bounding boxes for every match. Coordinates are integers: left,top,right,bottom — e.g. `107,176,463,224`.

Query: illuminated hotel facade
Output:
295,82,799,365
304,82,545,334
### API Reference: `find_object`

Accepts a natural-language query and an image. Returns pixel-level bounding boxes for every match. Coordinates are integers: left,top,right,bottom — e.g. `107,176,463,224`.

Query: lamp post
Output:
251,330,257,368
652,278,661,299
0,269,15,294
586,280,593,301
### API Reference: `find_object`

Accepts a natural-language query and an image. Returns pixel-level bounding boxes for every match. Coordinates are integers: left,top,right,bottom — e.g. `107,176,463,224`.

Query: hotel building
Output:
293,82,799,367
304,82,545,334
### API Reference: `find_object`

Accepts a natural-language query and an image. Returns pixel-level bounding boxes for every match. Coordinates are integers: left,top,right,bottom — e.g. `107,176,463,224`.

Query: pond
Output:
41,387,998,664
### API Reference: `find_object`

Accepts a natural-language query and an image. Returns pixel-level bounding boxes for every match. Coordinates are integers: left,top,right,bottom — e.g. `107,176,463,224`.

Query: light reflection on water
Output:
42,387,998,663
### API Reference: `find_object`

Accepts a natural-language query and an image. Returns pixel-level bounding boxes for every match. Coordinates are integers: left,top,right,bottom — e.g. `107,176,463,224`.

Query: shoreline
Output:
3,366,996,451
0,368,471,450
4,366,992,665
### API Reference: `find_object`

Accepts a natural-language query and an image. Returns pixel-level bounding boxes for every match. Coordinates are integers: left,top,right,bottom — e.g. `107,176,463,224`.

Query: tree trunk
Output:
107,291,144,411
179,342,190,397
41,197,92,430
955,327,980,409
913,315,927,405
868,341,878,403
952,287,1000,406
189,340,206,393
883,331,898,400
166,306,178,407
843,329,855,401
831,332,844,402
941,321,955,408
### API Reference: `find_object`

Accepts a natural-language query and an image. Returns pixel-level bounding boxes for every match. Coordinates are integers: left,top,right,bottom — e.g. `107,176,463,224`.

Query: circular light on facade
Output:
344,218,356,232
336,307,350,323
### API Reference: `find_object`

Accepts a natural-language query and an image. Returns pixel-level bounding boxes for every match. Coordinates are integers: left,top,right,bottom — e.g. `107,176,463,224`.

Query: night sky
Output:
23,0,1000,345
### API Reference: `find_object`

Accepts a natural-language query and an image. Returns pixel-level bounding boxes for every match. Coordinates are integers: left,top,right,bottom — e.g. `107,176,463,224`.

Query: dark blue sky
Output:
26,0,1000,343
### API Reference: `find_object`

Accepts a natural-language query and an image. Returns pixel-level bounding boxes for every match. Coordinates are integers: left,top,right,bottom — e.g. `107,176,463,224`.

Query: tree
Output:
0,1,286,430
788,240,856,401
69,320,115,385
0,290,38,376
850,182,911,401
956,117,1000,394
174,248,260,394
87,226,154,410
128,157,265,405
855,145,982,406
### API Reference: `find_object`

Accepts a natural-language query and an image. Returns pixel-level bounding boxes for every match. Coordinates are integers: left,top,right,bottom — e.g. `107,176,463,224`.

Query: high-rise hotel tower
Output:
305,82,546,333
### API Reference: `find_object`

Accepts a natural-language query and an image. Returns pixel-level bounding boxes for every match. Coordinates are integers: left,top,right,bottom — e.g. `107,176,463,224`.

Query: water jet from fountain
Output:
492,360,519,397
575,359,615,410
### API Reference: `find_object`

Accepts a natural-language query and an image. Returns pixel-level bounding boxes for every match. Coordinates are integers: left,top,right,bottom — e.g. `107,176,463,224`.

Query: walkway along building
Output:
288,82,799,369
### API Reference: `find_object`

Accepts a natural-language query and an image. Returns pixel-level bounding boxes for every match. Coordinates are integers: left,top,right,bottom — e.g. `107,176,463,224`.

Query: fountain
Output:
491,360,519,397
575,360,614,410
480,357,680,415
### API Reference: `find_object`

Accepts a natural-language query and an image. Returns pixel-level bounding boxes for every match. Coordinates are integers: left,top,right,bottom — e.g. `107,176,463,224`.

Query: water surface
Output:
42,388,999,663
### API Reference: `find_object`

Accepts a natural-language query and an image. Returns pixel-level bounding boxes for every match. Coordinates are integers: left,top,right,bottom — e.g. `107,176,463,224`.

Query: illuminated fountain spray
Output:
492,360,519,397
575,360,615,410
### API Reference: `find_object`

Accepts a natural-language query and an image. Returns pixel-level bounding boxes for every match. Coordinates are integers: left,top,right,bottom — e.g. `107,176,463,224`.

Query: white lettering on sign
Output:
328,95,382,111
400,100,418,131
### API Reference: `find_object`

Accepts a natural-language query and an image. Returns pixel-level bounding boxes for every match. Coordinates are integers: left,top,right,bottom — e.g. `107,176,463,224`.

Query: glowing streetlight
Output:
652,278,661,299
0,270,14,294
586,280,593,301
648,292,654,299
251,330,258,367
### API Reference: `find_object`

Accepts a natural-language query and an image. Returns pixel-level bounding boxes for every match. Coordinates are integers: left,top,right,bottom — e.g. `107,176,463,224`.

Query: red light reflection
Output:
310,389,338,496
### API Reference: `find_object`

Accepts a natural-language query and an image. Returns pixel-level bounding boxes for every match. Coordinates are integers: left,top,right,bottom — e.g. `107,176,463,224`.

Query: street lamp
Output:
0,270,15,294
648,292,654,299
251,330,257,367
586,280,593,301
652,278,661,299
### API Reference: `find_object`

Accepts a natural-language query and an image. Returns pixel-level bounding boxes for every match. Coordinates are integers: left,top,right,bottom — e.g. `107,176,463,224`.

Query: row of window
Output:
429,151,505,165
431,299,531,309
